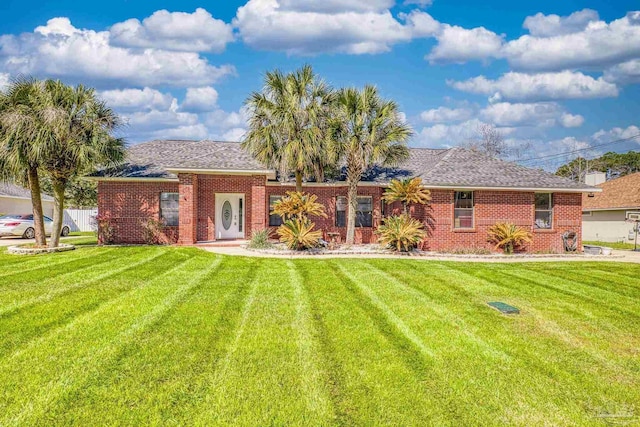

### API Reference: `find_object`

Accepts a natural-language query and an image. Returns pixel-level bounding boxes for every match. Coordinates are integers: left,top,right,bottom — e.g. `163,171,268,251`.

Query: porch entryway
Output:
215,193,245,240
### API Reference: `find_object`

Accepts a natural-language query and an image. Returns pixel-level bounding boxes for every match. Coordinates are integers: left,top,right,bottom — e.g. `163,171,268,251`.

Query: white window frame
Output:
454,191,474,229
160,192,179,226
534,193,553,229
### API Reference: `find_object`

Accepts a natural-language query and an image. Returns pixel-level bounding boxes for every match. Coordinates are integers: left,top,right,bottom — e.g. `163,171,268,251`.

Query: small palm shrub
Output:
487,222,533,254
248,228,273,249
376,214,427,252
382,177,431,215
278,218,322,250
272,191,327,221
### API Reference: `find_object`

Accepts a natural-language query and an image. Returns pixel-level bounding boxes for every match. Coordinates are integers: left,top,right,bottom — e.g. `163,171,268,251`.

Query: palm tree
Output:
0,78,48,246
242,65,334,192
331,86,412,244
382,177,431,215
38,80,125,248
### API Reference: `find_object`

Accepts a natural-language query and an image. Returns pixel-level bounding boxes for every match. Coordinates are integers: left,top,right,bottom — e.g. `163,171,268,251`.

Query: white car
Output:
0,214,70,239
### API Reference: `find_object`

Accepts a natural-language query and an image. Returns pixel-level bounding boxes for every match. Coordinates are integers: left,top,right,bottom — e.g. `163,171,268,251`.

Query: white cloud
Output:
0,17,235,87
110,8,234,53
233,0,436,55
0,72,9,91
99,87,175,111
125,109,200,132
592,125,640,143
448,71,619,102
181,86,219,112
222,127,247,141
278,0,394,13
420,106,474,123
523,9,599,37
504,11,640,71
480,102,570,127
604,59,640,84
415,118,485,147
560,113,585,128
427,24,503,64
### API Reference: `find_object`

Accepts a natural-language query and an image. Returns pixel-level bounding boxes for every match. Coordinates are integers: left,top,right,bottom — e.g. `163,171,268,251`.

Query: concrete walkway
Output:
0,235,88,247
199,245,640,263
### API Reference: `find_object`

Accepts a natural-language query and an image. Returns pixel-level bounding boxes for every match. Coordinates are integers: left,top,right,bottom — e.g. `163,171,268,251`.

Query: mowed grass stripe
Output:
300,260,451,425
442,261,640,360
0,250,191,357
287,260,336,422
352,259,632,424
0,246,109,273
435,261,640,419
191,259,336,426
0,254,222,426
0,247,117,283
0,248,166,316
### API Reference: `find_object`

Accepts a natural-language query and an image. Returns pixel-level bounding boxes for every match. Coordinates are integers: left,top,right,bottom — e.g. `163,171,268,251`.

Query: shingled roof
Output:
582,172,640,210
92,139,595,192
0,182,54,201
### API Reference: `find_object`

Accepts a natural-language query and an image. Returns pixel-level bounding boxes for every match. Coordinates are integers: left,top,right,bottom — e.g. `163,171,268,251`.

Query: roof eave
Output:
165,168,276,179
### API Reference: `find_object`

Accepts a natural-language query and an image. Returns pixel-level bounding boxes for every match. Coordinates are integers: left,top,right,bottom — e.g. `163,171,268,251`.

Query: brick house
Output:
92,139,598,252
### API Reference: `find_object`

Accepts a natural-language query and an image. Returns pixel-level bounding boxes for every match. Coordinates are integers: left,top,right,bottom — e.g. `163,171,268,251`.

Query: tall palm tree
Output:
382,177,431,215
331,86,412,244
0,78,48,246
38,80,125,248
242,65,334,192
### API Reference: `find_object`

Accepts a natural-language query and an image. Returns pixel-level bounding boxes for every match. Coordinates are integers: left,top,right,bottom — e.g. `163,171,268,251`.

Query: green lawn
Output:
0,245,639,426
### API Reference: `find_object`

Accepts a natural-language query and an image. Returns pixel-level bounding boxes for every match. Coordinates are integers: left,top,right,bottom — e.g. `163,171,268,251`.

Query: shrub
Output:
376,214,427,252
487,222,532,254
248,228,273,249
272,191,327,221
95,214,115,245
278,218,322,250
141,218,169,245
382,177,431,215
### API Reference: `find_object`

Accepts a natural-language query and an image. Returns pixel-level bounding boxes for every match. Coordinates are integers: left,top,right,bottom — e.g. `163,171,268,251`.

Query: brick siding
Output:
98,177,583,252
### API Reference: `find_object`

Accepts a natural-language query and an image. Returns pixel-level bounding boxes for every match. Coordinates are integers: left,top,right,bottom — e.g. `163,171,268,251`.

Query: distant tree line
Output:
555,151,640,182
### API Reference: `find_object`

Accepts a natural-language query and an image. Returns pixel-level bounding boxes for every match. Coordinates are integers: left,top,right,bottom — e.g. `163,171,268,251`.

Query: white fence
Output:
63,208,98,232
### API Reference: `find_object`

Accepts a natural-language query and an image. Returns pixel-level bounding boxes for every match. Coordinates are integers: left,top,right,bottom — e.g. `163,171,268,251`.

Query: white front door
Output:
215,193,245,239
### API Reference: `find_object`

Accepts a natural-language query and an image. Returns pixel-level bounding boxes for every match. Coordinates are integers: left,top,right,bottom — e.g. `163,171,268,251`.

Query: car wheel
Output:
61,226,70,237
23,227,35,239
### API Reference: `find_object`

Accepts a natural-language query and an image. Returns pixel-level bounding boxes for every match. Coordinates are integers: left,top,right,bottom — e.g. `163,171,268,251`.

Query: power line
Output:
518,133,640,165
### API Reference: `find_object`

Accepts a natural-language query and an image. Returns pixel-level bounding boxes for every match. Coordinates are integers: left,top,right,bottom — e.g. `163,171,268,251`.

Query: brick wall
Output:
97,181,180,244
98,178,583,252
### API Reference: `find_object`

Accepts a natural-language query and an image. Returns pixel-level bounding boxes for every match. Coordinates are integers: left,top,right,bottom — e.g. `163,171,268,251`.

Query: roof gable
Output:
582,172,640,210
0,182,54,201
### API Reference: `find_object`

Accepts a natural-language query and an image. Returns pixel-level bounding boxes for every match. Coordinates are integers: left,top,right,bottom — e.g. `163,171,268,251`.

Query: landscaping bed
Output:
246,242,620,259
7,243,75,255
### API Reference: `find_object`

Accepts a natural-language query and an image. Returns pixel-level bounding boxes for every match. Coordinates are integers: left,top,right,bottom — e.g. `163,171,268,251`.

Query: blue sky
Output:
1,0,639,170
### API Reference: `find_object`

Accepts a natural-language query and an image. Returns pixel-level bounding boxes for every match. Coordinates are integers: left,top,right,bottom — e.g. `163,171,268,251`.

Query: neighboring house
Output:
0,182,54,217
92,140,598,252
582,172,640,242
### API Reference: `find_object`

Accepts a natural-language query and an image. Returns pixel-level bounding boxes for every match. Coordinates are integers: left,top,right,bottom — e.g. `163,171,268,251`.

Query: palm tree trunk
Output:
27,167,47,246
49,178,66,248
403,202,408,216
295,171,303,193
345,179,358,244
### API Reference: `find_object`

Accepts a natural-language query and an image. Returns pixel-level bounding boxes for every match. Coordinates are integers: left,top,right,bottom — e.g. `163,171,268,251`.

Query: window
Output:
239,197,243,233
269,195,283,226
336,196,347,227
335,196,373,227
534,193,553,229
356,196,373,227
454,191,474,229
160,193,179,226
